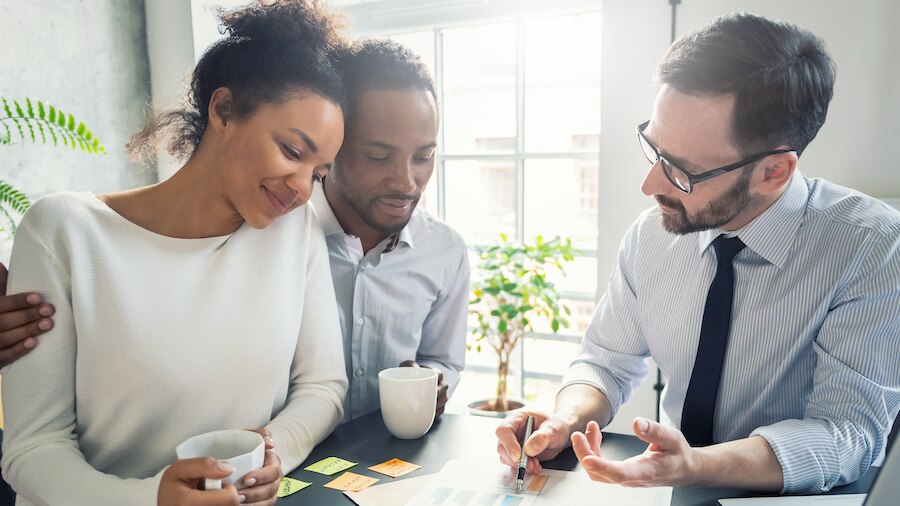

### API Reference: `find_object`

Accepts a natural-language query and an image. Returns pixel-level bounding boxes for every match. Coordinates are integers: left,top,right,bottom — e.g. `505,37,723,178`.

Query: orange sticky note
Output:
368,458,422,478
323,472,380,492
525,474,549,493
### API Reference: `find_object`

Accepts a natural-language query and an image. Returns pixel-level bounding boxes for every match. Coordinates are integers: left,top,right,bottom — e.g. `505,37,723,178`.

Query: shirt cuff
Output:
751,418,842,493
560,362,627,418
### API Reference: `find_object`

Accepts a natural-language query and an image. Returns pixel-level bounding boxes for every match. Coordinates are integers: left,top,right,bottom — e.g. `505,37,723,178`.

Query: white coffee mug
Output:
378,367,438,439
175,429,265,490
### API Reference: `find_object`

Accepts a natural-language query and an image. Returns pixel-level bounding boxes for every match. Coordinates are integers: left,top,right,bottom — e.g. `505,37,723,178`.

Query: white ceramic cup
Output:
175,429,265,490
378,366,438,439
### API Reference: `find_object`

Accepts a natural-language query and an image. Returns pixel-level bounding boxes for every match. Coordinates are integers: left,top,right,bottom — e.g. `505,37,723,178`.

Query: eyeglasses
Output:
637,120,794,194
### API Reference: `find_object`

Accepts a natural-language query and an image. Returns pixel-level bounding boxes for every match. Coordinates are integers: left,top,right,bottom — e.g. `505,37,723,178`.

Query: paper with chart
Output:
405,460,672,506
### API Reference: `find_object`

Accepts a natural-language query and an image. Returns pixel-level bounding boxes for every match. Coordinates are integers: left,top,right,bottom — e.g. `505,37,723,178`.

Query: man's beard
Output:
656,170,754,235
330,172,418,235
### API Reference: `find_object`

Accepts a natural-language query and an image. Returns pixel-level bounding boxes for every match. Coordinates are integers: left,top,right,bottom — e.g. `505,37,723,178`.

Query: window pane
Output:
450,369,501,407
524,13,601,152
419,168,440,218
442,23,517,154
546,256,598,297
524,158,598,251
523,338,580,377
524,377,561,404
444,159,515,245
387,30,436,80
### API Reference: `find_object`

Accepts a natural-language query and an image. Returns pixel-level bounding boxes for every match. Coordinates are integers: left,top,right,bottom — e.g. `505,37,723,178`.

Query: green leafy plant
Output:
469,233,577,412
0,95,106,235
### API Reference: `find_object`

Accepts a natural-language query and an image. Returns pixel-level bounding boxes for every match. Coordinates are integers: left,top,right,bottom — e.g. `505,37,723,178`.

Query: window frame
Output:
372,10,602,401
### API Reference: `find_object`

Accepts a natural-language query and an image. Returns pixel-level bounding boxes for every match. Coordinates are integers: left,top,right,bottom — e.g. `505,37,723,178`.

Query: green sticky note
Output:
304,456,357,475
277,477,312,498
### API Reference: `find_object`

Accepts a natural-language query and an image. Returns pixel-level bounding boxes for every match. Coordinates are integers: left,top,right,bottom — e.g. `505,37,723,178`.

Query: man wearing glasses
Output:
497,13,899,493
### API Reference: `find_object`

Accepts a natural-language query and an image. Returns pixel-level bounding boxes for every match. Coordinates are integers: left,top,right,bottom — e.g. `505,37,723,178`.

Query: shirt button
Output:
354,369,364,377
356,317,364,325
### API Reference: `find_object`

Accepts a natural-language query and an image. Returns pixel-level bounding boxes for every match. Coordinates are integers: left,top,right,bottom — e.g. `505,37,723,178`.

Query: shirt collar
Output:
310,181,416,250
309,182,345,237
697,170,809,268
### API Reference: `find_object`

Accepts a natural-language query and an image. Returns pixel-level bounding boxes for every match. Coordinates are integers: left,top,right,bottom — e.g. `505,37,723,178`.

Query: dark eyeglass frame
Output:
637,120,794,194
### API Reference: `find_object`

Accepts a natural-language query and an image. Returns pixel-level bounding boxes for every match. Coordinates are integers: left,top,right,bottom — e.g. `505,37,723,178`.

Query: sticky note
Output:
277,477,311,498
323,471,380,492
368,458,422,478
525,474,549,493
304,456,357,475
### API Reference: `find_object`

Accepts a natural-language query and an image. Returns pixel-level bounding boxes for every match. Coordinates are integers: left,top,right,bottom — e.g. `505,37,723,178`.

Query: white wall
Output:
595,0,671,434
145,0,198,181
0,1,156,262
677,0,900,197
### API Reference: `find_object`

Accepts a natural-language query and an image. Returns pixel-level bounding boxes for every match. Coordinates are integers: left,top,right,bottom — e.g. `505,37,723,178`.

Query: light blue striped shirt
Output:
563,171,900,493
309,183,470,422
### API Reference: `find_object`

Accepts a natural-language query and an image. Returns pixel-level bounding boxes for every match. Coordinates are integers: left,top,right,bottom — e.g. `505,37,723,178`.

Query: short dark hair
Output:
340,39,437,124
655,12,835,156
129,0,347,162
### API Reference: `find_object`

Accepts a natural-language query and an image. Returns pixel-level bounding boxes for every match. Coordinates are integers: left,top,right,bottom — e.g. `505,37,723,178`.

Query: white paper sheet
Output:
718,494,867,506
401,460,672,506
345,474,435,506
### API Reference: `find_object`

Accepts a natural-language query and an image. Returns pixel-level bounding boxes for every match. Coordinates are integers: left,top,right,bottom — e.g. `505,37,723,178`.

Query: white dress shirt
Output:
310,182,469,421
563,171,900,493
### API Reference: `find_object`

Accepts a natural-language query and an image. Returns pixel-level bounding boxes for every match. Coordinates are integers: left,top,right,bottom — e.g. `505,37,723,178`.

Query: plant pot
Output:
467,398,526,418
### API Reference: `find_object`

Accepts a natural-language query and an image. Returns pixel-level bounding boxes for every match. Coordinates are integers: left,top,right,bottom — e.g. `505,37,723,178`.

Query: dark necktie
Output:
681,235,746,446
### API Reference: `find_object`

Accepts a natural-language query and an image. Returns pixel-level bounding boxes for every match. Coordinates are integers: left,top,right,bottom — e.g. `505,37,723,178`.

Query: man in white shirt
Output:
0,39,468,422
495,13,899,494
320,40,469,421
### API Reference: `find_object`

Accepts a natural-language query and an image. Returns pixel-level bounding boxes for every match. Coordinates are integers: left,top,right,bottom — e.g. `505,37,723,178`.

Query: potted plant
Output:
468,233,576,416
1,95,106,236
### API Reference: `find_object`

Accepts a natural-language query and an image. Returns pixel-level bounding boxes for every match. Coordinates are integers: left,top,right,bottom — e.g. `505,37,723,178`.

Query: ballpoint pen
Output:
515,415,535,494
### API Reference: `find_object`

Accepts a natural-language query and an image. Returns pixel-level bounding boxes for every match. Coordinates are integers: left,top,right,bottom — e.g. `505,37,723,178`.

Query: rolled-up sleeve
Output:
752,228,900,493
561,222,651,417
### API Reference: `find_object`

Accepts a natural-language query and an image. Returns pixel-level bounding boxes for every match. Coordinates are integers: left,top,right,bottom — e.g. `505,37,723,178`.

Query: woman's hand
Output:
158,457,240,505
238,428,283,505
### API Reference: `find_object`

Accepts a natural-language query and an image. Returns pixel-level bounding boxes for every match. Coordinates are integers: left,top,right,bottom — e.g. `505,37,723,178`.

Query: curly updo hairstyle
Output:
128,0,348,162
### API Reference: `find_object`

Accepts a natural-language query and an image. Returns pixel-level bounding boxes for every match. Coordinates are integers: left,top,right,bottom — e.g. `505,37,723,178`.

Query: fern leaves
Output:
0,180,31,236
0,96,107,154
0,95,107,236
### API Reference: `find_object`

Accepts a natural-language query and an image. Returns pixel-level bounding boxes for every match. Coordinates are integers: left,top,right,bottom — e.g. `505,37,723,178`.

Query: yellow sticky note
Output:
304,456,357,475
277,477,311,498
323,471,380,492
368,458,422,478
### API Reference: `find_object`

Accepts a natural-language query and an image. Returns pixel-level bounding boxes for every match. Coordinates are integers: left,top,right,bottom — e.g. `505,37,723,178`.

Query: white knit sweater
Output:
1,192,347,505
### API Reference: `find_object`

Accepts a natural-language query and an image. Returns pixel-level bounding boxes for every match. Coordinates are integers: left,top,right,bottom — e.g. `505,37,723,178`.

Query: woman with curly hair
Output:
2,2,348,504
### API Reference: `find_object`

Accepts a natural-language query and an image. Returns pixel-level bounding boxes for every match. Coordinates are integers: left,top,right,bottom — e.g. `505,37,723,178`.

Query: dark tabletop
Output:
280,411,876,505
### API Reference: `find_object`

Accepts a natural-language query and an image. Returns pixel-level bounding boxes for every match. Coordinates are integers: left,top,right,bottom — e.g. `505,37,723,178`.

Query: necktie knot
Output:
712,235,745,266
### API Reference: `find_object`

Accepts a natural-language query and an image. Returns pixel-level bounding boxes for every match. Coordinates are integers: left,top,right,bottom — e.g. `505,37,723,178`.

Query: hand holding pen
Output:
515,415,535,494
496,410,572,476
